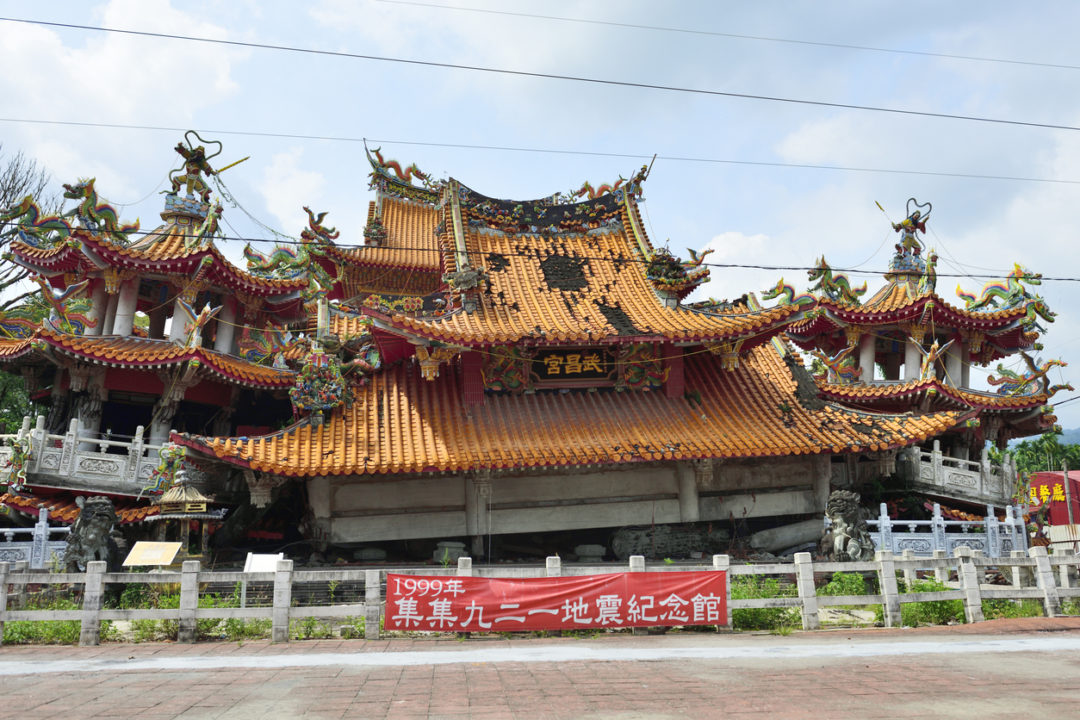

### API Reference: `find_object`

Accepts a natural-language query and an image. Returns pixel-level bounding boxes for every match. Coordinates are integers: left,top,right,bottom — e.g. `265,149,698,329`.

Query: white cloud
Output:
260,148,327,234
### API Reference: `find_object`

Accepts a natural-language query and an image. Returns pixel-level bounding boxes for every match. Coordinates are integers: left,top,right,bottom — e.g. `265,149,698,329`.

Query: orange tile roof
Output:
36,328,296,388
329,198,444,273
0,337,36,359
180,343,962,477
800,277,1033,330
1,492,159,524
818,378,1052,412
376,219,802,346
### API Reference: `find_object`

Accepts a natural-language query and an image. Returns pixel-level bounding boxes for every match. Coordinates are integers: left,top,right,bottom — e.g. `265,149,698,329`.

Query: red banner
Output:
384,571,726,632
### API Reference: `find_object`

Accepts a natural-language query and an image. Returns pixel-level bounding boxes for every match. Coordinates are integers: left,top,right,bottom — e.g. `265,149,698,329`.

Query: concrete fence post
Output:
457,557,473,577
794,552,819,630
954,547,985,623
876,551,901,628
901,549,916,589
1029,546,1061,617
546,556,561,577
79,560,107,647
364,569,381,640
1010,549,1025,589
629,556,646,635
177,560,200,643
1061,558,1072,590
713,554,732,630
0,561,9,647
932,504,946,554
932,550,947,584
878,503,893,554
271,559,293,643
13,561,28,609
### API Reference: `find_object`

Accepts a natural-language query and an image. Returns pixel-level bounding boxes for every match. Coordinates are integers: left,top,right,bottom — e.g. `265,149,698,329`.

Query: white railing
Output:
0,508,68,568
864,502,1028,558
0,416,164,496
2,547,1078,646
901,440,1016,506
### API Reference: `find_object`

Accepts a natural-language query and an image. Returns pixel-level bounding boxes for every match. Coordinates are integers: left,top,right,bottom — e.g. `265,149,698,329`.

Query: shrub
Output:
982,599,1045,619
875,578,964,626
2,597,115,645
730,575,799,631
817,572,868,597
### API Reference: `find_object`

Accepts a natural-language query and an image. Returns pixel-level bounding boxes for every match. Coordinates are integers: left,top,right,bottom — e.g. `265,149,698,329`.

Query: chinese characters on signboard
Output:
1029,482,1068,505
384,571,727,632
531,348,616,384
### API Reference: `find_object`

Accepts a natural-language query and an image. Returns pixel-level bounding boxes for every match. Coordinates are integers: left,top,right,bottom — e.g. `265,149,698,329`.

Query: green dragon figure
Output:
807,256,867,305
62,178,140,244
0,194,74,245
761,277,816,307
955,263,1042,310
988,353,1068,397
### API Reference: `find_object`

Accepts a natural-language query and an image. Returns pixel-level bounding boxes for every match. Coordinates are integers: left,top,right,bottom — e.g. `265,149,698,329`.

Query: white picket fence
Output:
1,546,1077,647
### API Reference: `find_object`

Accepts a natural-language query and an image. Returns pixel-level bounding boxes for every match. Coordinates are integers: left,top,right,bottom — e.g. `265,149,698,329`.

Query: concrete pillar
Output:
364,569,381,640
677,463,700,522
78,561,107,646
111,278,139,337
960,344,971,388
169,297,189,343
214,296,237,354
177,560,200,643
465,473,491,557
794,552,819,630
102,293,119,336
904,338,921,381
945,342,962,387
85,282,107,336
859,334,875,383
148,306,168,339
271,559,293,643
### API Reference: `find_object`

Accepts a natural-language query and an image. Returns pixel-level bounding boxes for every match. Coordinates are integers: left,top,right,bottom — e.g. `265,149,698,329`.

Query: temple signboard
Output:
531,348,616,385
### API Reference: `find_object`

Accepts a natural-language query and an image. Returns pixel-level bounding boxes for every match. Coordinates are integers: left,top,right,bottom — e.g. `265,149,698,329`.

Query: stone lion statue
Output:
822,490,876,562
64,496,119,572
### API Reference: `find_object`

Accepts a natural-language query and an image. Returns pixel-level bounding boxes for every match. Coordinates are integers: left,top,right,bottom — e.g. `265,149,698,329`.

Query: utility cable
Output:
376,0,1080,73
3,118,1080,187
3,17,1080,133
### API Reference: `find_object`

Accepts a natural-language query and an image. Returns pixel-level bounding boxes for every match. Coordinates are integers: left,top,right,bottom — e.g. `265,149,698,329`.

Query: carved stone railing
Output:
0,416,163,497
0,507,68,568
898,440,1016,507
865,502,1028,558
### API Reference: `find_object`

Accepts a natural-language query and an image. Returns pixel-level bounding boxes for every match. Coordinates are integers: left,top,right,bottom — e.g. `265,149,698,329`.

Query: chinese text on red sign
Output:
384,571,727,632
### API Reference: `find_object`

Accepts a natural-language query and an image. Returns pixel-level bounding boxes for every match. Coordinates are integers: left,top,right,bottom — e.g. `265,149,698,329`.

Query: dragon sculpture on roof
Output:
62,178,140,244
0,195,74,246
807,256,867,305
988,353,1070,397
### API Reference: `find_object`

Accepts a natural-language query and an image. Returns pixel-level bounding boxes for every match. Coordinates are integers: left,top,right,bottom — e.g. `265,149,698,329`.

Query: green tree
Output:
1010,432,1080,475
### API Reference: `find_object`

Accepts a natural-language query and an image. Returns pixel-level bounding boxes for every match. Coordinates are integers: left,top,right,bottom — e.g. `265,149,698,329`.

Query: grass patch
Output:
876,578,964,627
730,575,799,631
982,598,1045,619
2,596,117,645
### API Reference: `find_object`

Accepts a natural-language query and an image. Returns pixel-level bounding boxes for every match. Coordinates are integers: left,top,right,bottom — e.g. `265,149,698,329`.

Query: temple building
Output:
0,140,1063,560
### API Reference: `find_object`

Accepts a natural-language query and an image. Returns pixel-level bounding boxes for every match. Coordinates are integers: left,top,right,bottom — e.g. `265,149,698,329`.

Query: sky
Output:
1,0,1079,427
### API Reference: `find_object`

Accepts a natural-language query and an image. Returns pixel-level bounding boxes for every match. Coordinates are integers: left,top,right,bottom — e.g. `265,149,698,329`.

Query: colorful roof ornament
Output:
988,353,1070,397
644,247,713,298
61,178,140,245
142,443,186,496
289,342,348,425
31,274,96,334
890,197,931,257
807,256,867,305
2,437,30,492
811,346,862,385
760,277,816,307
0,194,74,248
956,263,1044,311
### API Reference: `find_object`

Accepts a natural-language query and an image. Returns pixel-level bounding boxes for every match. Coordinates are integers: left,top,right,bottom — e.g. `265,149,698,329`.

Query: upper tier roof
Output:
369,199,798,347
0,327,296,388
177,341,963,477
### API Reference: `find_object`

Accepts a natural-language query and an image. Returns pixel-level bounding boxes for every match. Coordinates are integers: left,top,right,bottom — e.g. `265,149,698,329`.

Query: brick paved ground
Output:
1,618,1079,719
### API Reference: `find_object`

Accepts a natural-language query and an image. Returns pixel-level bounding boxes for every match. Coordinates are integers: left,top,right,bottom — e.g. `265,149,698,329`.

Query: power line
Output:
378,0,1080,72
3,17,1080,133
2,220,1078,282
2,117,1080,187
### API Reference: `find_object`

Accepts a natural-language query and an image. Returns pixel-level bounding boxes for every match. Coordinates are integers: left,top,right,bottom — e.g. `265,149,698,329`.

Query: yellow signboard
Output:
123,541,183,566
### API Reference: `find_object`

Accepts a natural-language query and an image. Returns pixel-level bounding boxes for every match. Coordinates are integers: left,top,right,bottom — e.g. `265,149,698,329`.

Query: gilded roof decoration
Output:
179,343,962,477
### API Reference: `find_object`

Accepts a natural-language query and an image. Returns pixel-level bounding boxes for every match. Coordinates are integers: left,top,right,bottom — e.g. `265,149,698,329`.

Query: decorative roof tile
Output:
180,343,962,477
